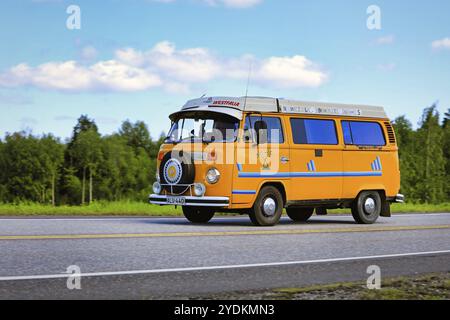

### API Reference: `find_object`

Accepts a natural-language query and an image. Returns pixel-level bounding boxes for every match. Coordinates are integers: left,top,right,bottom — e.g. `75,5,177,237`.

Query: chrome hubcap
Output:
263,197,276,216
364,197,376,214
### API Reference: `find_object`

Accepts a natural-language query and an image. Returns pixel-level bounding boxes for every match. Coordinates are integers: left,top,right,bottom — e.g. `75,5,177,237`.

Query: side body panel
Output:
340,119,400,199
287,116,343,201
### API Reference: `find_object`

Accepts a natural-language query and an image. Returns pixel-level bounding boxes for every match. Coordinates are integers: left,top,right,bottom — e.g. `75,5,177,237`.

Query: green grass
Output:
0,201,182,216
0,201,448,216
196,272,450,300
270,273,450,300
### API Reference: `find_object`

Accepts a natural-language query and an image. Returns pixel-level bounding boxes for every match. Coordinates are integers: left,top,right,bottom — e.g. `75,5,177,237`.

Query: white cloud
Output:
432,37,450,50
115,41,328,89
255,56,328,88
374,35,395,45
0,41,327,93
0,60,162,92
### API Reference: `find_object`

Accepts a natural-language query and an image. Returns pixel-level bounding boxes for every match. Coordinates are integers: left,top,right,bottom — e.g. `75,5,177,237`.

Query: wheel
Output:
249,186,283,226
182,206,215,223
351,191,381,224
286,207,314,222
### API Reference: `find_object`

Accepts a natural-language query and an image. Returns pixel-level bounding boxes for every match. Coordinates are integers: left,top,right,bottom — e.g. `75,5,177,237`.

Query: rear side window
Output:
342,121,386,146
290,118,338,145
245,116,284,143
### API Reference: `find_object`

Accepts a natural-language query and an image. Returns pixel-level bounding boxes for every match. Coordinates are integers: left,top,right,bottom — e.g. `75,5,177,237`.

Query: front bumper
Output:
149,194,229,207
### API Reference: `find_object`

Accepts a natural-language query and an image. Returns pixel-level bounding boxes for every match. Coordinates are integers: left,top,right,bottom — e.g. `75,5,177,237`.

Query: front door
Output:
232,114,290,205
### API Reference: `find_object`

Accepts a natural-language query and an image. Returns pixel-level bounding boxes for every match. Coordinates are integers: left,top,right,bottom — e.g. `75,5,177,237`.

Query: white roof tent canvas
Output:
169,96,388,121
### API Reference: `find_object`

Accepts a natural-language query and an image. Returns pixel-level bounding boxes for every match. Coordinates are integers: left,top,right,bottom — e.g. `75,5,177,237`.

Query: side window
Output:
245,116,284,143
341,121,353,145
342,121,386,146
290,118,338,145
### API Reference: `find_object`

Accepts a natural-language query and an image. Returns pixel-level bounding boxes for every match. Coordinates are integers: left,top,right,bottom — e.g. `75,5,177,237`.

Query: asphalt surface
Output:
0,213,449,299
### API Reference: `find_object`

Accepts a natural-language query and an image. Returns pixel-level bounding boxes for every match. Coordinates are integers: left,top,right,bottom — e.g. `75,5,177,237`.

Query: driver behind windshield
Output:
204,119,238,142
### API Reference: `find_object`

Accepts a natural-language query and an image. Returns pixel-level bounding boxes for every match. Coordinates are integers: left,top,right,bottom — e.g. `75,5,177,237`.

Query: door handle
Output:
281,156,289,163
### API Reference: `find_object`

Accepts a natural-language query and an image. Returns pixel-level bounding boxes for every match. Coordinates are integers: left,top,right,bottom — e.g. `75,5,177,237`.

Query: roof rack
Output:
177,96,388,119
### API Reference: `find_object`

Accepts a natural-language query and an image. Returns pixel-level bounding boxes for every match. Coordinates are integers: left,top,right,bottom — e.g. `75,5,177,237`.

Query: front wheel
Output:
249,186,284,226
182,206,215,223
351,191,381,224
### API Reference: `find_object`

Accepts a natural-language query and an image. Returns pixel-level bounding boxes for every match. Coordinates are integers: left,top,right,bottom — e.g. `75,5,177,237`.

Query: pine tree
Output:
392,116,418,200
442,109,450,200
415,104,446,203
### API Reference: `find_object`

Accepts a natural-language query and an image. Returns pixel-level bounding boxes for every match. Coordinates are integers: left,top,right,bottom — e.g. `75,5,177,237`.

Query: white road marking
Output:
1,249,449,281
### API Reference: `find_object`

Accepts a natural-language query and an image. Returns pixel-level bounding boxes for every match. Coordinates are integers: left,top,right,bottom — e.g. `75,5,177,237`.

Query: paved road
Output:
0,213,449,299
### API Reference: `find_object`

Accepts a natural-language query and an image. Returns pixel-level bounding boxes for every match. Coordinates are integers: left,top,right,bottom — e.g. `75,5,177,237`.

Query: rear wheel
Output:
249,186,283,226
351,191,381,224
182,206,215,223
286,207,314,222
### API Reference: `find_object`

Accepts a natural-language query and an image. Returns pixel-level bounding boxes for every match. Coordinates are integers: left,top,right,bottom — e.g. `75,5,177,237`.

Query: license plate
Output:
167,196,186,205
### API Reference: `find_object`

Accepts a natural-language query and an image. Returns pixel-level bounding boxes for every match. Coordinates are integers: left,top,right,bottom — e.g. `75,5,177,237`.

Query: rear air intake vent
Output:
384,122,396,144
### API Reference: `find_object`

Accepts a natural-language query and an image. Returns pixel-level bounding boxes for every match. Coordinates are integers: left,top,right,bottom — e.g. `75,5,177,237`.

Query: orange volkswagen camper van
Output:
149,96,404,226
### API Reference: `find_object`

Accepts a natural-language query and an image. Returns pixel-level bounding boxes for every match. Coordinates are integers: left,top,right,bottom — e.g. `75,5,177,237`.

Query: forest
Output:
0,104,449,205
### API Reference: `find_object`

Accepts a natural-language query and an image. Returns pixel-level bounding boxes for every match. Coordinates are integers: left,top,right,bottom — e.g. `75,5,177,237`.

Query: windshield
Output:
165,114,239,143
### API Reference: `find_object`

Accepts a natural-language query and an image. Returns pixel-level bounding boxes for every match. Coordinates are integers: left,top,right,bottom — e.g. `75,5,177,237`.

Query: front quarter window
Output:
165,121,179,143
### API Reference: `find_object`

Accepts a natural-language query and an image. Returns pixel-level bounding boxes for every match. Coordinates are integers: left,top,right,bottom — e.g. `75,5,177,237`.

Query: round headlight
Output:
193,183,206,197
206,168,220,184
152,181,161,194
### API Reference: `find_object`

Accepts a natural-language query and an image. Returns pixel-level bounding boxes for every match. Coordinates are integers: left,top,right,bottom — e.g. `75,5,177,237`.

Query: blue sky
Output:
0,0,449,140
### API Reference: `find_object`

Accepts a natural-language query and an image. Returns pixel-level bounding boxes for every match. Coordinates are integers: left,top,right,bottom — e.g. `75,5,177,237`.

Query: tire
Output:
351,191,381,224
159,151,195,193
286,207,314,222
249,186,284,226
182,206,215,223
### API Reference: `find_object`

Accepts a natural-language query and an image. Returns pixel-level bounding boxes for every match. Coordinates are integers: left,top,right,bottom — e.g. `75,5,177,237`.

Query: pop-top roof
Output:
170,96,388,120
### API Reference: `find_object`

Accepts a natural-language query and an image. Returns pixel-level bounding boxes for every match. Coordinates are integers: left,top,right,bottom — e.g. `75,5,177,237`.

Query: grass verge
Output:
0,201,448,216
0,201,182,216
198,273,450,300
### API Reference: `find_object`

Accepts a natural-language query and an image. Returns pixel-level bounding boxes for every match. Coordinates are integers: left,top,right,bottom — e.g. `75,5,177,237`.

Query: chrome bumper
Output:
394,194,405,203
149,194,229,207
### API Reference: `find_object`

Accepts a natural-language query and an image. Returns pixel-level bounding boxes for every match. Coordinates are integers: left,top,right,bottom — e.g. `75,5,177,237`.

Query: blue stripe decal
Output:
371,162,375,171
377,156,382,170
307,162,311,171
311,160,316,172
238,171,382,178
232,190,257,195
236,163,243,171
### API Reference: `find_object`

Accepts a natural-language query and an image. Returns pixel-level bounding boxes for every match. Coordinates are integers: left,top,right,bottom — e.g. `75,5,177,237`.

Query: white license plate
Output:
167,196,186,205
